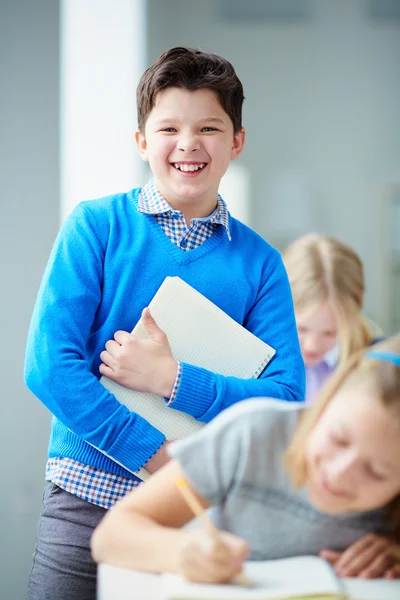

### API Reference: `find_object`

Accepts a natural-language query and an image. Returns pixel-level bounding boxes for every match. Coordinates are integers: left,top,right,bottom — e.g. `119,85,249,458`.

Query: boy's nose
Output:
177,132,200,152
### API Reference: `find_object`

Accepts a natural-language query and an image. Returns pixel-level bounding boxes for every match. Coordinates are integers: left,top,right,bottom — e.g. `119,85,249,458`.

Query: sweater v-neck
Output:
138,202,231,266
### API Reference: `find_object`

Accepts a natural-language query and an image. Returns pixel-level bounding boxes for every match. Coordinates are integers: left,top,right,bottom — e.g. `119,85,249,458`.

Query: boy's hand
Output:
99,308,177,398
178,530,249,584
320,533,398,579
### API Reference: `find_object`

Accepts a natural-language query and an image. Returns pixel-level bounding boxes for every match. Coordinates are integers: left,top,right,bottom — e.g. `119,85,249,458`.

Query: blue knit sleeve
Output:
24,202,165,472
169,250,305,422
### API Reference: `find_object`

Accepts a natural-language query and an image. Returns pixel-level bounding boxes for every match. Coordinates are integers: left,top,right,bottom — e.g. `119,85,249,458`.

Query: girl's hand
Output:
178,529,250,584
320,533,398,579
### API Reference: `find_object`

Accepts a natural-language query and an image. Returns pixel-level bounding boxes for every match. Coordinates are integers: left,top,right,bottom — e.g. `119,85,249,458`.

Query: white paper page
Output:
163,556,343,599
343,577,400,600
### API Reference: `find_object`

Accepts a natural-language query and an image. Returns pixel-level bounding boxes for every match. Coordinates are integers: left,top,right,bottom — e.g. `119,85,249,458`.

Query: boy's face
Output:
135,87,245,215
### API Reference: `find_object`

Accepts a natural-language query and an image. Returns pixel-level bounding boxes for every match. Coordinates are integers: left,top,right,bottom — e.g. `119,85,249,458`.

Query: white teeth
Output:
173,163,205,172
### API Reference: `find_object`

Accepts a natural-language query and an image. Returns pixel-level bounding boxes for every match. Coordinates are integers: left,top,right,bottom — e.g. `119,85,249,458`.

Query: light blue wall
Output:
0,1,59,598
147,0,400,332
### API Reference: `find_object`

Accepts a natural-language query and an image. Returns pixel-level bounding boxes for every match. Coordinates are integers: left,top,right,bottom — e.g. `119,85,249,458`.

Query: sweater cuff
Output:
107,412,166,473
170,362,216,420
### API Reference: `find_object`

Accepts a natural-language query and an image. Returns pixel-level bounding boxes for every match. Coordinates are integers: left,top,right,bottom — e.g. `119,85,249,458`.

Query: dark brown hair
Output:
136,47,244,133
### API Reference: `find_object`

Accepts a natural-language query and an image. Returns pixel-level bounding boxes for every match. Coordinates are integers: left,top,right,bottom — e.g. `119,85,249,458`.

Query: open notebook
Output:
162,555,345,600
97,562,400,600
100,276,275,477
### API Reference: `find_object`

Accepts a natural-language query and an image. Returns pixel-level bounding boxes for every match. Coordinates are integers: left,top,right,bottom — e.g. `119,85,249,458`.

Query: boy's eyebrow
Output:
154,116,227,126
197,117,226,124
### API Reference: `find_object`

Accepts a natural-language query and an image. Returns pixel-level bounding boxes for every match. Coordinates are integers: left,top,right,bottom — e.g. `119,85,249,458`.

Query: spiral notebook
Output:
162,555,345,599
100,277,275,477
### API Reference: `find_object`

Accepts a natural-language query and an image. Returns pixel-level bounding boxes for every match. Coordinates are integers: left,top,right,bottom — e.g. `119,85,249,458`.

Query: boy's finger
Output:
113,330,131,344
99,350,113,367
105,339,122,357
98,363,116,379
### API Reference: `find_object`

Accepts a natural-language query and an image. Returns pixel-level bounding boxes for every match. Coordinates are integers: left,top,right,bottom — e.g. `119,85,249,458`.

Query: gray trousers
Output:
27,482,106,600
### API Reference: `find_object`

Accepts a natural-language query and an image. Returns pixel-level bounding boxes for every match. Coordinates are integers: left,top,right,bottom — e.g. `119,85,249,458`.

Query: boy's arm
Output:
103,252,305,423
172,254,304,422
24,203,166,473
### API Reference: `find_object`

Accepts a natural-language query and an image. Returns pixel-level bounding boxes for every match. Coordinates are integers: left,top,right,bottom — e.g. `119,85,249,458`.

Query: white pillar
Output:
60,0,146,221
219,163,251,225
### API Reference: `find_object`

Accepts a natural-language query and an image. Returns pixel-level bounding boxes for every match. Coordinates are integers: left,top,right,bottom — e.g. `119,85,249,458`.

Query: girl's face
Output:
296,300,338,367
305,381,400,514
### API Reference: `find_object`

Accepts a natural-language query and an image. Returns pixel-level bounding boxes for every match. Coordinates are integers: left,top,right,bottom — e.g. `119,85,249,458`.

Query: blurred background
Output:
1,0,399,597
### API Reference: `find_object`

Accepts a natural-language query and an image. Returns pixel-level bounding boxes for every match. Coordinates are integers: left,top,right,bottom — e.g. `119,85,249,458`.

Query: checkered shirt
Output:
46,180,231,509
138,178,231,248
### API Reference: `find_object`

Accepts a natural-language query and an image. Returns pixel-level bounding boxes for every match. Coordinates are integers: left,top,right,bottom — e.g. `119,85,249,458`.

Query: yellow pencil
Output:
175,477,252,587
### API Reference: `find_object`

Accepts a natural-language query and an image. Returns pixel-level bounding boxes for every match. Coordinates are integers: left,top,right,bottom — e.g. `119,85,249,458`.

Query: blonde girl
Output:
283,233,376,403
92,335,400,583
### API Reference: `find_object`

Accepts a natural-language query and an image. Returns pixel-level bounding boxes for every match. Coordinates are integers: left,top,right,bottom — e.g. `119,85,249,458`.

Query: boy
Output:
25,47,304,600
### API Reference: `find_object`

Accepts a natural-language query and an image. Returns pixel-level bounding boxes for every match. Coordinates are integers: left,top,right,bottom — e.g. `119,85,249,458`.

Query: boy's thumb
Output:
142,307,164,341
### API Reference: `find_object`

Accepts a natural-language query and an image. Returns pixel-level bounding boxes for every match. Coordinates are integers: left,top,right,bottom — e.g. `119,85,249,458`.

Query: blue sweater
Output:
25,188,305,477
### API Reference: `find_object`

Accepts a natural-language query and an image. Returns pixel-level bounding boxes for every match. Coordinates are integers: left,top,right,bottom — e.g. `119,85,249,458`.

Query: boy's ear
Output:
135,129,149,162
230,128,246,161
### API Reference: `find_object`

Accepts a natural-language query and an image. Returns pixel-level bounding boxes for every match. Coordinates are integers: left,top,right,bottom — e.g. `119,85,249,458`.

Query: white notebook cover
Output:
100,276,275,476
162,555,344,599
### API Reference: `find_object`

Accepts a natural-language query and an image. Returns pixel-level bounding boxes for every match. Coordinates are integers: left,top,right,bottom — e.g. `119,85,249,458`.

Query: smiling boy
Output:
25,47,304,599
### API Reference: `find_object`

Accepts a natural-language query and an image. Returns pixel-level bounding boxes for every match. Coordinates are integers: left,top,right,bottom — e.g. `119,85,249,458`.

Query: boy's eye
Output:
201,127,218,132
161,127,177,133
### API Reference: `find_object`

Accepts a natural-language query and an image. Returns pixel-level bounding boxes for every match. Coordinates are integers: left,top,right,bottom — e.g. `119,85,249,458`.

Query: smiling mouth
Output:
320,473,349,499
171,162,207,172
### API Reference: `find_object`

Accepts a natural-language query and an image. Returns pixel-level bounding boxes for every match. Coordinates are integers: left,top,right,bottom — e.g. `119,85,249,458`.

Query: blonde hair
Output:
286,334,400,536
283,233,373,368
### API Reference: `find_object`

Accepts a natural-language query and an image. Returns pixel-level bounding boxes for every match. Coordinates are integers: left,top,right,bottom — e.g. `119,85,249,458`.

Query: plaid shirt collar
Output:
138,179,231,241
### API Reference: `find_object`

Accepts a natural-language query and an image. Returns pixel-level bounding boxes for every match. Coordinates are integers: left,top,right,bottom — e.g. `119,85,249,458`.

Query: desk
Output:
98,565,162,600
98,563,400,600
